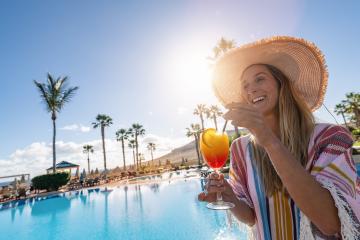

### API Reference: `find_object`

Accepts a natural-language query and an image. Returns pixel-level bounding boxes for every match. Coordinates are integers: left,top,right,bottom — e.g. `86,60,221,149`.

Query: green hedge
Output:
32,172,70,191
352,128,360,140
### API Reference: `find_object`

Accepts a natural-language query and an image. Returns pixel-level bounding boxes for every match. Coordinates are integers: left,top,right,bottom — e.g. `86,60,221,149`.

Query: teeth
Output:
252,96,265,103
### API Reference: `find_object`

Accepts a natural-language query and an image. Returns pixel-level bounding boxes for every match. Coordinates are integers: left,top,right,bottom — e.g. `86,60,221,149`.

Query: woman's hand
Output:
223,102,277,147
198,171,257,226
198,172,234,203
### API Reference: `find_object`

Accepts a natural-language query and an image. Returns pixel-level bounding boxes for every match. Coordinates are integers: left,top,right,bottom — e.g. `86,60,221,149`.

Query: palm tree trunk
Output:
122,139,126,170
135,134,139,168
132,147,136,169
234,126,240,138
101,126,107,171
355,109,360,128
341,112,349,129
52,113,56,173
200,114,204,130
87,152,90,174
151,149,154,165
194,135,201,166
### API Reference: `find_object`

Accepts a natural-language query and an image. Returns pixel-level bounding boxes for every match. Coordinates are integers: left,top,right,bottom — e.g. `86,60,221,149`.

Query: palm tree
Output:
83,145,94,174
92,114,113,172
138,153,145,168
193,104,207,130
128,139,136,169
34,73,79,173
334,103,349,129
210,37,236,60
210,37,239,137
186,123,202,166
205,105,223,131
131,123,146,167
339,92,360,127
147,142,156,166
116,128,129,170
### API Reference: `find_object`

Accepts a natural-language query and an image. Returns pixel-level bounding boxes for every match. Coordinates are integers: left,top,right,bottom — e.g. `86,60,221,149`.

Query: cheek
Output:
267,86,280,106
238,89,249,103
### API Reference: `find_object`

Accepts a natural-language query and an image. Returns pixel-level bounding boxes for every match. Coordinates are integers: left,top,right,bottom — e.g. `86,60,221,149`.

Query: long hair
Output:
250,64,315,196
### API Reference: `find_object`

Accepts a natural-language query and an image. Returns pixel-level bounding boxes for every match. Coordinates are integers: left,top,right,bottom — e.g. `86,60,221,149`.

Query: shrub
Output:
352,128,360,140
32,172,70,191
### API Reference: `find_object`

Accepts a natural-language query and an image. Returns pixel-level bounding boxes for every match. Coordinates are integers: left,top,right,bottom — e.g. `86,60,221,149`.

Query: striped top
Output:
228,123,360,240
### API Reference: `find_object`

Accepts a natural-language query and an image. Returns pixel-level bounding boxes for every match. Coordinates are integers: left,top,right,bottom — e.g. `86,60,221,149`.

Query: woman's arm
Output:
263,133,340,236
223,103,341,236
198,173,256,226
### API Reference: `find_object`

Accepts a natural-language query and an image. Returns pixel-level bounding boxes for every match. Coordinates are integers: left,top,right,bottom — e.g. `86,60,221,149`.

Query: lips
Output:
252,96,266,104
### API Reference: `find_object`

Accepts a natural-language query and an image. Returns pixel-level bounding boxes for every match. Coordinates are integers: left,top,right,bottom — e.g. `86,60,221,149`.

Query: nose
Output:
246,83,258,96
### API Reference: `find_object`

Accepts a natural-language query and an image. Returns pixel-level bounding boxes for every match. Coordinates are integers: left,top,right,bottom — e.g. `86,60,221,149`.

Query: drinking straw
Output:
222,120,228,133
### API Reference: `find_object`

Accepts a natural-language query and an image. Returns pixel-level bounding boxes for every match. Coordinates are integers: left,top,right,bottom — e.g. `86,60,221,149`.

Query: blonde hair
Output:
250,64,315,196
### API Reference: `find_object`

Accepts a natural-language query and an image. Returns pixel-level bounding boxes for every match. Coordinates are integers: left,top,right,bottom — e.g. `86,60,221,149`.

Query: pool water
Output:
0,178,247,240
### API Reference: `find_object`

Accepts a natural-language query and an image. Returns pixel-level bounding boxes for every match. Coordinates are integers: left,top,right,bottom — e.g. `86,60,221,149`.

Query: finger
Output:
198,191,217,202
198,192,206,201
207,185,226,193
204,181,209,191
208,179,224,187
223,109,259,121
226,102,250,110
209,172,220,179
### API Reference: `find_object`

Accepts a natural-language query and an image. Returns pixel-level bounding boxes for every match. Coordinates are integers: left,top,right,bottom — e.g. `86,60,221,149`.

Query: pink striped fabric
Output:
228,123,360,239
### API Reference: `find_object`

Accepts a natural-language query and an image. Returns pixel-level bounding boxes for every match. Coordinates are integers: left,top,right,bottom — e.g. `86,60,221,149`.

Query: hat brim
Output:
212,36,328,112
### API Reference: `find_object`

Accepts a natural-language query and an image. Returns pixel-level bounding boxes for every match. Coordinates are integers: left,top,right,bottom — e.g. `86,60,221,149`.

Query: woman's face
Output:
240,64,280,116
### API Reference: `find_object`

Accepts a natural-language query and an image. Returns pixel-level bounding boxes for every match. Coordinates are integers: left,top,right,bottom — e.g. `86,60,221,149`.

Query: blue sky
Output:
0,0,359,177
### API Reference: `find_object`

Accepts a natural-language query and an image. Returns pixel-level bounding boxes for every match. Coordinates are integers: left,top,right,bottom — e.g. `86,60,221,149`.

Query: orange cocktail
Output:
199,128,234,210
200,128,229,169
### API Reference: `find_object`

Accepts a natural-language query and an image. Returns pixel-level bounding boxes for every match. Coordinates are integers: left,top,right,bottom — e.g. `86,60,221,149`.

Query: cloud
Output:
61,124,90,133
0,134,191,179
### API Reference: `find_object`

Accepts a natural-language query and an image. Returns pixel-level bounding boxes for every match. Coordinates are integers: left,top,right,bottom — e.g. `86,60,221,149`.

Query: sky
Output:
0,0,359,178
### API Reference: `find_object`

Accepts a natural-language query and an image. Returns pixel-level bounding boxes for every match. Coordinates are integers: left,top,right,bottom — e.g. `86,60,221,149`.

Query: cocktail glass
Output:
200,128,235,210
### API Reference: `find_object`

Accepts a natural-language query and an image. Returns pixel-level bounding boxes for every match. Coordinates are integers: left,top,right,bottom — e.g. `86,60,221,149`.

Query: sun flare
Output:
165,44,216,104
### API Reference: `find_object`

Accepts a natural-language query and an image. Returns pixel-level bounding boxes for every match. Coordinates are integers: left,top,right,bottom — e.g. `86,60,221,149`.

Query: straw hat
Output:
212,36,328,112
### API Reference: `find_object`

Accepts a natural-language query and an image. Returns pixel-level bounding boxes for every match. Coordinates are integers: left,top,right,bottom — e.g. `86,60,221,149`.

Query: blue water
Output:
0,178,247,240
357,163,360,176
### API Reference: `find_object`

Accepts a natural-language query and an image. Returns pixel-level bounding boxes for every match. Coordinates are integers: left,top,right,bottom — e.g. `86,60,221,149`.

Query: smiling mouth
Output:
252,96,266,104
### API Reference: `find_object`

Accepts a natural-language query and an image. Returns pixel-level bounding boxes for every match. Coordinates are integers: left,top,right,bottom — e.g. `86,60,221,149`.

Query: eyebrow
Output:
254,72,268,77
241,71,268,85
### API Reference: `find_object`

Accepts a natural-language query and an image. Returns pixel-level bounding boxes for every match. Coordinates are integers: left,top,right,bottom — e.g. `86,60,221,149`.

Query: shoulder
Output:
312,123,353,147
230,134,251,152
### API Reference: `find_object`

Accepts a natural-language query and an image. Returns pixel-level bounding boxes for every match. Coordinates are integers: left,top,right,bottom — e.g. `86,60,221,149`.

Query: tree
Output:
83,145,94,174
208,37,236,61
205,105,223,131
130,124,146,168
116,128,129,170
138,153,145,168
209,37,239,137
334,103,349,129
128,139,137,169
34,73,79,173
186,123,202,166
92,114,113,171
335,92,360,128
193,104,207,130
147,142,156,166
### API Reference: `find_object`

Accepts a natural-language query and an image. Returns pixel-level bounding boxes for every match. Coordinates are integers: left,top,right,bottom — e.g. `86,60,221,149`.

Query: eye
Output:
255,76,265,82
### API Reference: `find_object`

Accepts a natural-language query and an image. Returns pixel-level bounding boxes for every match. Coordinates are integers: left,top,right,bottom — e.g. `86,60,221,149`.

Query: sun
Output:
166,44,215,101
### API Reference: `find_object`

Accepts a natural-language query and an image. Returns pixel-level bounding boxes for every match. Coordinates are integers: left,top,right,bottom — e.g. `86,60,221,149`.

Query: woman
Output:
198,36,360,239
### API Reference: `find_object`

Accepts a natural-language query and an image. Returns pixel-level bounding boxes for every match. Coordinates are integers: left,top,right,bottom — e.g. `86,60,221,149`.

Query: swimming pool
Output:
0,177,247,240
